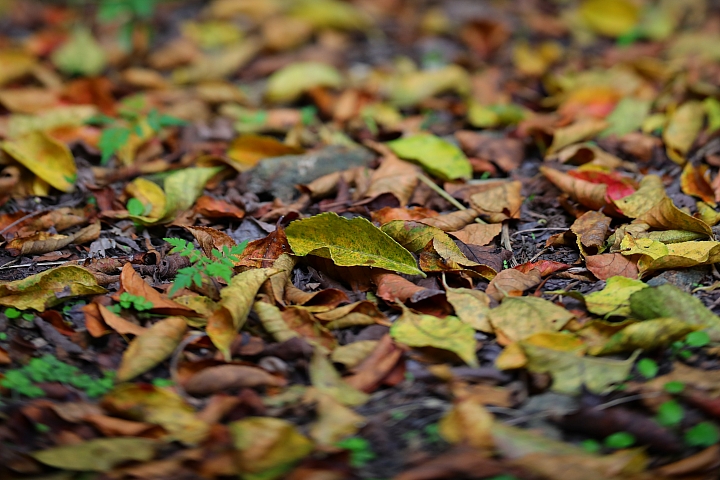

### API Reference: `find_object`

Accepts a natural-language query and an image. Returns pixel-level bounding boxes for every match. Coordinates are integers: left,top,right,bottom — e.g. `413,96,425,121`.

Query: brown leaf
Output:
345,335,404,392
234,227,291,268
585,253,639,280
468,181,523,222
361,155,421,207
184,364,286,396
418,208,481,231
449,222,503,246
6,221,100,256
486,268,542,301
370,206,439,224
116,317,188,382
120,263,198,316
373,272,426,303
570,211,611,256
514,260,570,277
185,226,236,258
284,285,349,307
195,196,246,220
455,130,524,172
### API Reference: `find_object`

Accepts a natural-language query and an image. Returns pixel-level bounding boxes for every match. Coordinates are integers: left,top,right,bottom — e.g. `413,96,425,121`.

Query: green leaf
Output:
657,400,684,427
386,134,472,181
127,197,146,216
604,432,635,449
600,97,652,138
99,127,131,165
286,212,424,276
159,114,188,128
664,381,685,394
685,422,720,447
584,276,647,317
685,330,711,348
5,307,22,319
265,62,343,104
51,27,107,76
637,358,658,379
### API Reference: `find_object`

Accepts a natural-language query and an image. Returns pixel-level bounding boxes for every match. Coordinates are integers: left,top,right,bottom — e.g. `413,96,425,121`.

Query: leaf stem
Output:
416,173,487,224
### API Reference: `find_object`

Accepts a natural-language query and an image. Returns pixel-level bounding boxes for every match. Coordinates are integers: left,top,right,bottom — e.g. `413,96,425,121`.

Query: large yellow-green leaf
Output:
51,27,107,76
8,105,98,138
207,268,278,359
286,212,423,276
445,287,492,332
584,276,647,317
230,417,314,480
0,266,106,312
630,284,720,341
386,134,472,181
390,307,479,367
620,236,720,274
265,62,343,104
590,318,697,355
387,65,471,108
1,131,76,192
32,438,158,472
116,317,188,382
289,0,372,31
488,296,573,343
521,343,639,395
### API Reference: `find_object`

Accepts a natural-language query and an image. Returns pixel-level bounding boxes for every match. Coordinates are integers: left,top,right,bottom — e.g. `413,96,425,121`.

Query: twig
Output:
416,173,487,224
512,227,568,237
501,222,518,267
169,331,207,407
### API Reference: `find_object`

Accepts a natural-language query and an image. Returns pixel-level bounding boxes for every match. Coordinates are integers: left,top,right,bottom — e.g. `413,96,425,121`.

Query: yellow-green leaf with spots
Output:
286,212,424,276
584,276,648,317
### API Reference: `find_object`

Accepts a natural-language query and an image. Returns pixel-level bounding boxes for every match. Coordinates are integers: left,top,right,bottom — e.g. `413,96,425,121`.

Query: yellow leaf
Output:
207,268,278,358
584,276,647,317
309,350,369,407
439,397,494,449
488,297,573,343
309,392,365,445
445,287,492,332
590,318,697,355
2,131,76,192
265,62,343,104
230,417,314,479
546,119,608,157
0,266,106,312
33,438,158,472
579,0,639,37
664,101,705,164
116,317,188,382
289,0,372,31
387,65,471,108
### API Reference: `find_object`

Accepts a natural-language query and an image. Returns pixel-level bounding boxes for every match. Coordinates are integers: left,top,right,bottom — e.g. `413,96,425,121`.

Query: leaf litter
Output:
2,0,720,478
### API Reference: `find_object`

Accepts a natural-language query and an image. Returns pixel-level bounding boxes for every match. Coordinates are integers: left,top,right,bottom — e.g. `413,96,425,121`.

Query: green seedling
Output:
664,381,685,394
119,292,153,311
423,423,443,444
164,237,248,296
4,307,35,322
671,331,711,360
581,439,601,453
152,378,174,388
335,437,376,468
636,358,659,379
685,422,720,447
604,432,635,449
656,400,684,427
88,103,186,165
0,333,7,341
1,355,114,398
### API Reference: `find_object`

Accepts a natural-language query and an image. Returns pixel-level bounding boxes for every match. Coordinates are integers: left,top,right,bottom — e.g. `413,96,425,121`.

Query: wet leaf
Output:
286,212,423,276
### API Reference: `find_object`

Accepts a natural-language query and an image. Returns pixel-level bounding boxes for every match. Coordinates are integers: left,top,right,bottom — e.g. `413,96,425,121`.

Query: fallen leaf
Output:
486,269,542,301
445,287,492,332
584,276,648,317
391,306,479,367
590,318,697,355
116,317,188,382
286,212,423,276
2,130,77,192
664,101,705,164
33,438,158,472
585,253,639,280
265,62,343,104
439,396,494,449
51,27,107,76
309,350,369,406
386,134,472,181
309,392,365,445
468,181,524,222
120,263,197,316
488,297,573,344
0,265,106,311
184,364,286,396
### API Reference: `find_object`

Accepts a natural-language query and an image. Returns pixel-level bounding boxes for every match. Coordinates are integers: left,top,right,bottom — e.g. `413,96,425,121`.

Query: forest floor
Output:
2,0,720,479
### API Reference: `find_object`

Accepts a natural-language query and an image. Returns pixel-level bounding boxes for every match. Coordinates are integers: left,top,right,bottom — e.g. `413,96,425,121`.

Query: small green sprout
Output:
604,432,635,449
664,381,685,394
636,358,659,379
656,400,684,427
685,422,720,447
335,437,376,468
119,292,153,311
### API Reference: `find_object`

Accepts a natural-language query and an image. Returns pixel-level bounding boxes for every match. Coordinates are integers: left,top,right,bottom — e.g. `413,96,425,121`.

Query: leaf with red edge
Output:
568,169,637,203
514,260,570,277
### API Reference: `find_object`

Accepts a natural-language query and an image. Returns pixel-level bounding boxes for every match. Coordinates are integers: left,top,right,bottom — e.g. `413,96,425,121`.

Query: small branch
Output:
416,173,487,224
